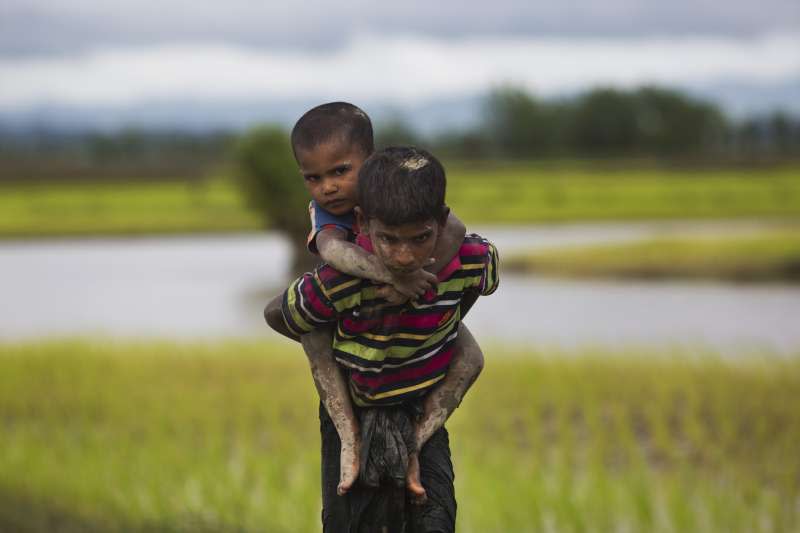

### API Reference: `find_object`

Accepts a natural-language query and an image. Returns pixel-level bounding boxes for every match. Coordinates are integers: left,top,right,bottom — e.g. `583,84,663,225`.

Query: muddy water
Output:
1,222,798,353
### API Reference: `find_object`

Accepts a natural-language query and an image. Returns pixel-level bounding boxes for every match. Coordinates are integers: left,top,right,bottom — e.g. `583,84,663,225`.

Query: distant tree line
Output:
386,86,800,160
0,129,234,183
1,85,798,185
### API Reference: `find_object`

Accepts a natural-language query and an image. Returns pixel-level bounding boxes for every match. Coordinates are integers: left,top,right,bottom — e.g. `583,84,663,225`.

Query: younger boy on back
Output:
266,145,499,531
272,103,486,502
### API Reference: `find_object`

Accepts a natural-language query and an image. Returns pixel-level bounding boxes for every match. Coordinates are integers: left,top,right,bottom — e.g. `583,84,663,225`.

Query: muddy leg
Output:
301,329,360,495
406,452,428,505
415,324,483,450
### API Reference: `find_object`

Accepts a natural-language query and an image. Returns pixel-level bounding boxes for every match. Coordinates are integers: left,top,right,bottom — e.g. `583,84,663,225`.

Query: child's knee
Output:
464,340,484,372
454,328,484,374
302,327,336,361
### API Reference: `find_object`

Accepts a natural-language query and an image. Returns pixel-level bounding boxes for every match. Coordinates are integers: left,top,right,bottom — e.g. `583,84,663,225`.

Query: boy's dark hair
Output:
291,102,374,158
358,146,447,226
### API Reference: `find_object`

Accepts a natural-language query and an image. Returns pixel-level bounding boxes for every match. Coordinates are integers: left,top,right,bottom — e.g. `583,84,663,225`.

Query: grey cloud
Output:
1,0,798,57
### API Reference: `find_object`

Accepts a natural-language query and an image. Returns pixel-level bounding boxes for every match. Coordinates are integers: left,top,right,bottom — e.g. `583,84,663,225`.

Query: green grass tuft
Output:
504,230,800,281
1,340,798,532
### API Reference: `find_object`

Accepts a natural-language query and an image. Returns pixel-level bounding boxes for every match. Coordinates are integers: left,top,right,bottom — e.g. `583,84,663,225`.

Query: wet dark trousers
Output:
319,403,456,533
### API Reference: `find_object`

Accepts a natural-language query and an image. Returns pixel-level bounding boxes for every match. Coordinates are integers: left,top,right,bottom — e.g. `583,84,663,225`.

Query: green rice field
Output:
504,229,800,281
0,178,261,238
447,161,800,224
1,162,799,237
1,340,798,532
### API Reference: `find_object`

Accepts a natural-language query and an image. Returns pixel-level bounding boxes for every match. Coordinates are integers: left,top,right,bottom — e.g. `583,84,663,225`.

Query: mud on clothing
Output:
319,402,456,533
281,234,500,407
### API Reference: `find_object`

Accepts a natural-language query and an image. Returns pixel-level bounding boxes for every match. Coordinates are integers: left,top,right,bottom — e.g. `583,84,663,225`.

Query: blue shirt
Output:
306,200,358,254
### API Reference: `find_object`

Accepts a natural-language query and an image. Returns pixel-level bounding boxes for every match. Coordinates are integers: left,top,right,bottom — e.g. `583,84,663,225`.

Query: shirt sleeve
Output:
478,240,500,296
280,271,338,336
307,200,357,254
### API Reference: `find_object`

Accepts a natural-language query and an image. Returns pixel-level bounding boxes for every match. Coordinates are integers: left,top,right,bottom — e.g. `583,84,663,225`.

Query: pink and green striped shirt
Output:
281,233,499,406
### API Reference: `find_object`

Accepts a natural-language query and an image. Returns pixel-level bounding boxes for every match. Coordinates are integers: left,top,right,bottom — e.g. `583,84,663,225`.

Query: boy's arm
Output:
427,211,466,274
415,323,483,449
317,227,393,283
317,227,437,299
263,267,340,342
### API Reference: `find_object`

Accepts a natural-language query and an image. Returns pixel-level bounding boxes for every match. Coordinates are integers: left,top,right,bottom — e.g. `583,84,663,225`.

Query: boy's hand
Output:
390,266,438,299
375,285,409,306
360,285,407,319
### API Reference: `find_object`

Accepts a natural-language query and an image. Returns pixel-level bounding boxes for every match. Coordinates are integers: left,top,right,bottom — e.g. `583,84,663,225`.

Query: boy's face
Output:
296,139,366,216
359,213,441,277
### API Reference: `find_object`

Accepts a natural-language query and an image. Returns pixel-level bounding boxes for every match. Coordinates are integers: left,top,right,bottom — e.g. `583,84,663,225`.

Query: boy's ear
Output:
438,205,451,226
354,206,368,231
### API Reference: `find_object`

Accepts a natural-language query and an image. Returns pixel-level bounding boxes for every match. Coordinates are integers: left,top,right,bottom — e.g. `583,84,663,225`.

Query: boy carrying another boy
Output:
288,102,486,492
266,105,496,530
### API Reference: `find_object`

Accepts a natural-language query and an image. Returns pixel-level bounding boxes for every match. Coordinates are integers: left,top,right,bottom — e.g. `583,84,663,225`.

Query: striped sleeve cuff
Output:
480,241,500,296
281,273,336,335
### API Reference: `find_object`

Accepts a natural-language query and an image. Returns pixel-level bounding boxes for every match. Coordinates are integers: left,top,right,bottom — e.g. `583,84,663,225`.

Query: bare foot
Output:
337,435,360,496
406,453,427,505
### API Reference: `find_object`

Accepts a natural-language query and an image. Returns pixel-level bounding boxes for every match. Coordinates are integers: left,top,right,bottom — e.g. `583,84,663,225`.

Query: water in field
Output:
1,222,799,353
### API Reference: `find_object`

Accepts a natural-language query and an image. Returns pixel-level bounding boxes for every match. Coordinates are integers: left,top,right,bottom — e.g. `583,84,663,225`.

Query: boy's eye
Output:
413,234,430,243
304,175,320,182
333,165,350,176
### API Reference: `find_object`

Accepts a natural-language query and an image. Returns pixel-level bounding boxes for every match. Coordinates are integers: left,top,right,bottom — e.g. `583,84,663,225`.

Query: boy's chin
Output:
323,200,354,215
389,266,421,277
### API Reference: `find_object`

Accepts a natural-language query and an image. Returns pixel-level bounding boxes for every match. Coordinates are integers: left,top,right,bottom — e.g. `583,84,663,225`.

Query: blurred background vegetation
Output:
2,85,798,243
3,86,798,190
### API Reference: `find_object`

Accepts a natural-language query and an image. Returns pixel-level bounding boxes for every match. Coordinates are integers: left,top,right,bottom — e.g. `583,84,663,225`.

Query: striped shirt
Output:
281,233,499,406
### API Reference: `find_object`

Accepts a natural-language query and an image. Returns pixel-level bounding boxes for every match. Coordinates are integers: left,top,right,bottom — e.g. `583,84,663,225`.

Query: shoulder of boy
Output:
309,264,365,311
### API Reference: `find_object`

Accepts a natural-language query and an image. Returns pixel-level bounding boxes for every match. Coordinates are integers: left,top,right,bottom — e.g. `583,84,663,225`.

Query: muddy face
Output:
362,218,440,278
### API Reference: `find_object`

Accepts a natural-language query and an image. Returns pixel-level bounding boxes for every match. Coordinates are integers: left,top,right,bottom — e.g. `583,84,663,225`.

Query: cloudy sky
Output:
0,0,798,124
